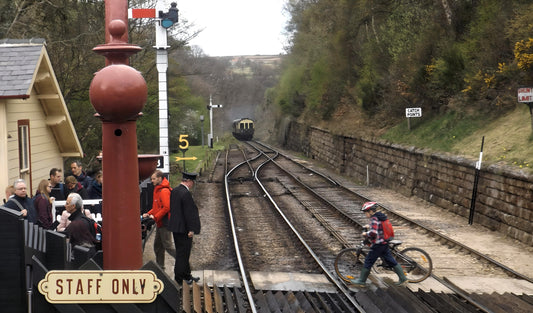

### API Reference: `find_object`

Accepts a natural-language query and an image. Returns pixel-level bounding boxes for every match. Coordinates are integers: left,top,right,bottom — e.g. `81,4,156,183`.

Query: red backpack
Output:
381,219,395,241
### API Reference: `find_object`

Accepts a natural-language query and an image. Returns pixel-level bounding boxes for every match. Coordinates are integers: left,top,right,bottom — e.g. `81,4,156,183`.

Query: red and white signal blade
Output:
128,8,156,19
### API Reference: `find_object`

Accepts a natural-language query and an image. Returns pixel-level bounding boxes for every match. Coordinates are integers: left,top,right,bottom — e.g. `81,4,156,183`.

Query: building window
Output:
18,120,30,173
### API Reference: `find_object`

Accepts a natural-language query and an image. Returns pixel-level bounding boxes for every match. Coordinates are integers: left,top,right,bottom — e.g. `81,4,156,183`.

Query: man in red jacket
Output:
143,170,176,269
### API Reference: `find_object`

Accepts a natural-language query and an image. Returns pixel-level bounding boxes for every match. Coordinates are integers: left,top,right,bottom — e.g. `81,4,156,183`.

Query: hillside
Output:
453,105,532,170
255,96,533,174
255,1,533,175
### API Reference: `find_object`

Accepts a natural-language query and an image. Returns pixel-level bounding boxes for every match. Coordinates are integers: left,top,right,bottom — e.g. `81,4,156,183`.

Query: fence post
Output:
468,136,484,225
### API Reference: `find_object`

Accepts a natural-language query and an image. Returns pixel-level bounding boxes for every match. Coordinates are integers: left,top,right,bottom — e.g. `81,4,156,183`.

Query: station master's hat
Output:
182,172,198,181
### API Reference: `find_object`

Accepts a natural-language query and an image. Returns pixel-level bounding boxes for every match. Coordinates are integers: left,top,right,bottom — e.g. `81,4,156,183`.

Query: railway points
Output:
140,140,533,312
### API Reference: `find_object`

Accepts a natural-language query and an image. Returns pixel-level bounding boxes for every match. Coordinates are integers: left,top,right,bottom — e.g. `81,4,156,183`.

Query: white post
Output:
155,1,170,174
366,165,369,186
208,95,214,148
128,2,176,175
207,94,222,148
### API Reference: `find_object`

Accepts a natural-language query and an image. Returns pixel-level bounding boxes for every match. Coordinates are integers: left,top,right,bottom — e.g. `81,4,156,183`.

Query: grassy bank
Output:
168,137,234,186
381,105,533,172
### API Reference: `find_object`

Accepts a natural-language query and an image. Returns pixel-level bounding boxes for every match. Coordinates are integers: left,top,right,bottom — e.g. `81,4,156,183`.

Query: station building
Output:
0,39,82,198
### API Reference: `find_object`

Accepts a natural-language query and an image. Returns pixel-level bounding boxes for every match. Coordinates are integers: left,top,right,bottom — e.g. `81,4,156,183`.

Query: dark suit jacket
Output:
168,184,200,234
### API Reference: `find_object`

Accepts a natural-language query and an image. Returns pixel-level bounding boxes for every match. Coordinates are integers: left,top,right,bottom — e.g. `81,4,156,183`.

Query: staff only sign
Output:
517,87,533,103
38,270,164,303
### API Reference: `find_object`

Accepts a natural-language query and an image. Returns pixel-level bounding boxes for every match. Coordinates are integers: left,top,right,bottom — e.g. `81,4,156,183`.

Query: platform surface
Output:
249,271,337,292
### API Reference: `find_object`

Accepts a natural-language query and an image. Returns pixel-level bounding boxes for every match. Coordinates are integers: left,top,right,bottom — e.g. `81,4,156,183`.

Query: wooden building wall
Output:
3,89,64,197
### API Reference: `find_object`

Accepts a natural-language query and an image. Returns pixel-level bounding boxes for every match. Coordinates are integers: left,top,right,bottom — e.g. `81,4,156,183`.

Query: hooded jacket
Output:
147,177,172,228
367,211,388,245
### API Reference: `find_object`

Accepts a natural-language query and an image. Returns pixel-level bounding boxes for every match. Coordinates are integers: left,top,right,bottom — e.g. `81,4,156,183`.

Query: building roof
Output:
0,38,83,157
0,38,46,98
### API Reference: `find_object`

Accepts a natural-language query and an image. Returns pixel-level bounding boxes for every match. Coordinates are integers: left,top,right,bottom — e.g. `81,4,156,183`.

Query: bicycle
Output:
141,216,156,252
334,238,432,284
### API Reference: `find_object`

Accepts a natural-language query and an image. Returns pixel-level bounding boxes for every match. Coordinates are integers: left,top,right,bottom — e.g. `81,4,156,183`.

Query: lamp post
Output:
200,115,205,148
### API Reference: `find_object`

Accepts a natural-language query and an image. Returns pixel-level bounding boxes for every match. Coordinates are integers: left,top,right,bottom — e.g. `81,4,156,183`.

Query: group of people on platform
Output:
3,162,102,230
2,163,201,287
3,162,103,254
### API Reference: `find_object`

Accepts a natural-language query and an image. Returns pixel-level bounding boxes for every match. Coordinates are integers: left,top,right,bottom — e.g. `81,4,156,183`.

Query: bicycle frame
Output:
335,239,433,284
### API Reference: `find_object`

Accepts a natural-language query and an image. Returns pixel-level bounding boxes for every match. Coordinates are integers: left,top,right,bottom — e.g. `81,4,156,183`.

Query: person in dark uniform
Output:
168,172,201,285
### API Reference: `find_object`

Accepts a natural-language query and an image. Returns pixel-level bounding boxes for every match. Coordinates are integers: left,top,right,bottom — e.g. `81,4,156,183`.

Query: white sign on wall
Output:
405,107,422,118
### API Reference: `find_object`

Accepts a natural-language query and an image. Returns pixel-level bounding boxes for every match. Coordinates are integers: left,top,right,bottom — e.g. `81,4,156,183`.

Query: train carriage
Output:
232,118,254,141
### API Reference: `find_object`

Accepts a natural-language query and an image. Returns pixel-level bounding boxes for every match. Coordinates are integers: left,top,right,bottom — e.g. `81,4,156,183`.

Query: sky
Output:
173,0,289,56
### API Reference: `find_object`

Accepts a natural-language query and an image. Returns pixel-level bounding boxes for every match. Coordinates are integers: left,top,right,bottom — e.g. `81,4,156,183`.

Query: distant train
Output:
232,118,254,141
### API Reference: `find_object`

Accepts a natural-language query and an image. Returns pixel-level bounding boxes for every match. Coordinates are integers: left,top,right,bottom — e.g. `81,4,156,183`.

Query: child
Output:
351,202,408,287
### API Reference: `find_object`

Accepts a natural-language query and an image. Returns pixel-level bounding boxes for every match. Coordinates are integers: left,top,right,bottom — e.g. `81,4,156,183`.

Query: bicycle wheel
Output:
398,247,433,283
334,248,365,283
371,256,389,276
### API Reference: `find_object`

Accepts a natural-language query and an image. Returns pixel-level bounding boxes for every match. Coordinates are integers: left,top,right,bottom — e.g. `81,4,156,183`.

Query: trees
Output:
1,0,106,169
0,0,206,169
273,0,533,133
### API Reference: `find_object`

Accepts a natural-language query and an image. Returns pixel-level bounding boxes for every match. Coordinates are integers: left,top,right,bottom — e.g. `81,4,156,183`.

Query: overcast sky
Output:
174,0,289,56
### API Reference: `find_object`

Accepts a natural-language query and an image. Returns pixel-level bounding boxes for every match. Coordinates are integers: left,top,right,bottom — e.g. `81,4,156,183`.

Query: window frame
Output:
18,120,30,174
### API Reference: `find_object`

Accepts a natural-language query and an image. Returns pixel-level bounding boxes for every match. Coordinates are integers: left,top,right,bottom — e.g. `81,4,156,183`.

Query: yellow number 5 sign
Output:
178,134,189,150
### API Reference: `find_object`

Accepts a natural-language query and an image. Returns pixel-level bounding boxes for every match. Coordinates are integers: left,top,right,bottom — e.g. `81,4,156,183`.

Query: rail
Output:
249,143,366,312
258,141,533,284
224,148,258,313
249,141,531,312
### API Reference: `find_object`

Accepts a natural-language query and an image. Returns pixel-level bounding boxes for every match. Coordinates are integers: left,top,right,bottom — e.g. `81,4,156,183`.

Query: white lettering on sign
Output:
156,156,164,168
38,270,163,303
518,87,533,103
405,107,422,118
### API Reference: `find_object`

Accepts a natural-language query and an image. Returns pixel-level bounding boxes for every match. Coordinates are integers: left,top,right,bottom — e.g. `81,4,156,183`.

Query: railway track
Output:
225,143,364,312
179,141,533,313
226,145,321,274
250,141,532,309
252,141,532,284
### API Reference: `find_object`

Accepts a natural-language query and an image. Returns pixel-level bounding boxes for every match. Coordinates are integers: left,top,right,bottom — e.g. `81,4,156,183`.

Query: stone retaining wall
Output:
282,121,533,245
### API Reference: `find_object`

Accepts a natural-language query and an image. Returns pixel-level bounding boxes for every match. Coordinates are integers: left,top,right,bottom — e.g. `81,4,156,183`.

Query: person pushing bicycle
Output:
351,202,408,287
